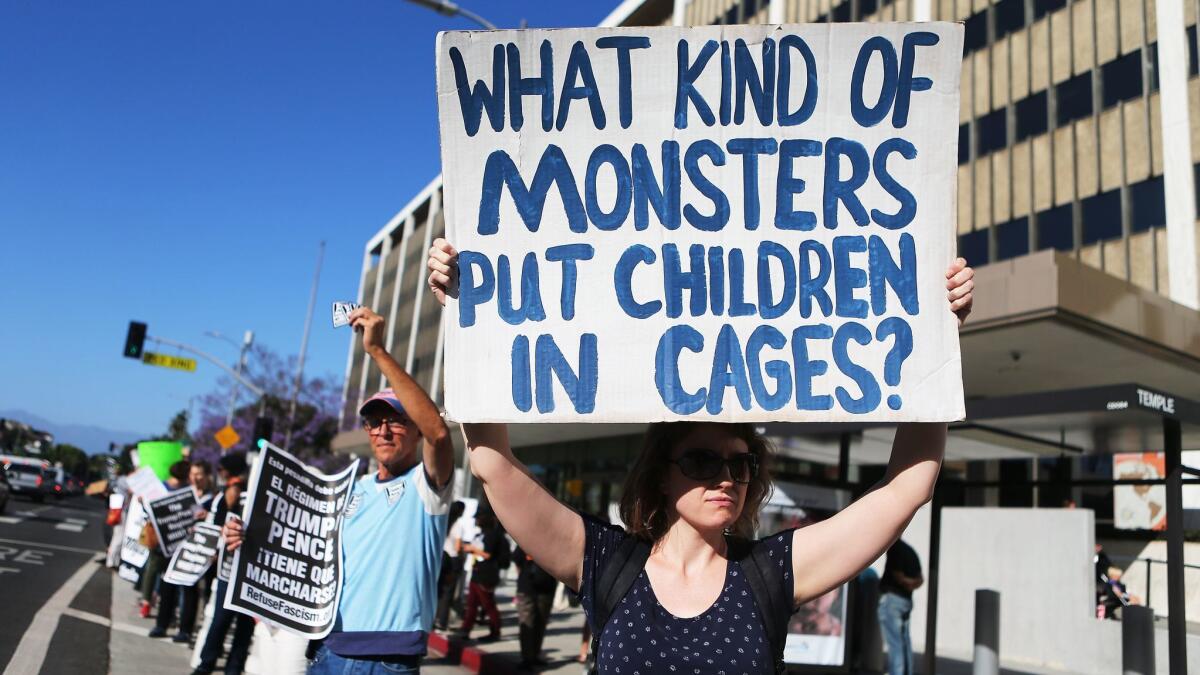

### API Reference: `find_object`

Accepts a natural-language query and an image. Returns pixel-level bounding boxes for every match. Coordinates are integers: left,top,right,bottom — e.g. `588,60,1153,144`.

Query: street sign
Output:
142,351,197,372
214,425,240,450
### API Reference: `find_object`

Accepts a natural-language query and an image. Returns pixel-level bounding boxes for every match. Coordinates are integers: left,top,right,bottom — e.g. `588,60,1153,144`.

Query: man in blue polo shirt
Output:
230,306,453,674
319,307,455,673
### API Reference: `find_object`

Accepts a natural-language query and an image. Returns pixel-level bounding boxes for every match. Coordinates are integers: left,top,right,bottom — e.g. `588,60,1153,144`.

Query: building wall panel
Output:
1130,230,1156,291
1073,0,1095,76
1031,19,1051,94
993,38,1010,108
1051,9,1072,85
1012,140,1031,218
1099,107,1123,192
959,164,973,233
1011,28,1030,101
1033,135,1053,211
1120,0,1145,55
974,157,992,228
1054,126,1076,206
1076,118,1100,199
1095,0,1119,65
993,150,1012,223
1124,99,1150,183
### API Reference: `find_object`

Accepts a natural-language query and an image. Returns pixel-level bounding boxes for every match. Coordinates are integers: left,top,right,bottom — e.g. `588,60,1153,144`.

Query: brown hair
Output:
619,422,773,543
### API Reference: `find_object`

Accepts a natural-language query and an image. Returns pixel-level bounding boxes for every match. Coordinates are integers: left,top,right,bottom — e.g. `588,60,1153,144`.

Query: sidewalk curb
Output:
428,632,520,675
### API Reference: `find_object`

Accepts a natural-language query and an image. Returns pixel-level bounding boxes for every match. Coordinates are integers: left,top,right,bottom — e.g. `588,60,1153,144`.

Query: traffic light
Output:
251,416,274,450
124,321,147,359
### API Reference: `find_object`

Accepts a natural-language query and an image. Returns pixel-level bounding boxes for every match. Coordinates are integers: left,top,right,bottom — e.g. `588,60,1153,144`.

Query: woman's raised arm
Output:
428,238,587,589
788,259,973,606
460,423,587,589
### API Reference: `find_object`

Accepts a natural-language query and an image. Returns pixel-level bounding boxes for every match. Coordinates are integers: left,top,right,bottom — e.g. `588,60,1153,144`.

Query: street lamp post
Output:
206,330,255,427
402,0,497,29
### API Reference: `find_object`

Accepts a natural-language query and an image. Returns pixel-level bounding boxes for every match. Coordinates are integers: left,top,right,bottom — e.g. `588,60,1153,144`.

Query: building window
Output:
1015,91,1048,141
1055,73,1093,127
976,109,1007,157
1037,204,1074,251
832,1,851,22
994,0,1027,40
959,123,971,164
996,217,1030,260
859,0,879,17
1101,50,1143,109
959,229,990,266
964,12,988,54
1032,0,1067,21
1130,176,1165,233
1081,189,1123,245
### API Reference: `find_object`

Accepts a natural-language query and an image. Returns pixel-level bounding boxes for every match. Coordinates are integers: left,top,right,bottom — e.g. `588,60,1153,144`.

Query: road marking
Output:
60,607,186,642
54,523,85,532
3,556,100,675
0,516,22,524
63,518,87,525
0,537,99,555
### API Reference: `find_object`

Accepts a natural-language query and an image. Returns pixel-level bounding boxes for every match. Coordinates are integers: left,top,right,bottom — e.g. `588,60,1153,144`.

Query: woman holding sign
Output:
427,239,973,674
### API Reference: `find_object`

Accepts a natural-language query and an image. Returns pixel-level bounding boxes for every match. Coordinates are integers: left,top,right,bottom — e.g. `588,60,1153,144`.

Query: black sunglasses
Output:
669,449,759,484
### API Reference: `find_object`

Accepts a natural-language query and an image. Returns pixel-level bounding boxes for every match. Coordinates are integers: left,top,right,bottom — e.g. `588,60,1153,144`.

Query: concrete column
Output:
674,0,688,26
912,0,932,22
338,249,372,429
406,189,441,373
1156,0,1200,309
382,215,415,390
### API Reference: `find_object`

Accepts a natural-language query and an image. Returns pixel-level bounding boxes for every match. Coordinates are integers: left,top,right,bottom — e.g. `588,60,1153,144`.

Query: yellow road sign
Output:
214,425,240,450
142,351,197,372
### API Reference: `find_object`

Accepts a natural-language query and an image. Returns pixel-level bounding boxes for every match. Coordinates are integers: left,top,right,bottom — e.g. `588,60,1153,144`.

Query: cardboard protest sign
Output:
163,522,222,586
436,23,965,423
118,497,151,583
217,514,237,582
224,442,358,638
126,466,167,501
145,488,199,557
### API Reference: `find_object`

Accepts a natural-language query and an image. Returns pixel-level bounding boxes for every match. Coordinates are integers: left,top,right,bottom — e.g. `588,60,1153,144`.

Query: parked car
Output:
0,468,11,513
5,463,48,502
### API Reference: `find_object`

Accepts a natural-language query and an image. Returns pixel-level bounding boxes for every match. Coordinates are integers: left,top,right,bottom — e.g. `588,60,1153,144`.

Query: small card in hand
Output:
332,301,363,328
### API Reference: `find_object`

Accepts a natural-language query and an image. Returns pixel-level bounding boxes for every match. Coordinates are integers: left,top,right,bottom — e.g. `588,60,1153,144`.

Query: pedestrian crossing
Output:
0,509,89,531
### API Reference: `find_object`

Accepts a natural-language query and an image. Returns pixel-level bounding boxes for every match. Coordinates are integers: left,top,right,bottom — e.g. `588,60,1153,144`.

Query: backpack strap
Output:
729,536,792,675
588,536,650,675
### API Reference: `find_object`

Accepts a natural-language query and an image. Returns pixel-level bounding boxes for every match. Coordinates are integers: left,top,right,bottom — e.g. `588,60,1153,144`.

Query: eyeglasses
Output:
362,416,412,434
668,449,759,484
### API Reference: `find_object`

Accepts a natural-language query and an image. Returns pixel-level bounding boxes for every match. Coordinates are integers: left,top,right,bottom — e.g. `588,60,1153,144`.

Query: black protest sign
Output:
162,522,222,586
217,510,242,582
117,497,151,584
146,488,199,557
224,442,358,638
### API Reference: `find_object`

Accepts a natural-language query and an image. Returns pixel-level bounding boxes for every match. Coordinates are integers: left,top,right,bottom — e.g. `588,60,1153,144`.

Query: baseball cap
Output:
359,388,407,417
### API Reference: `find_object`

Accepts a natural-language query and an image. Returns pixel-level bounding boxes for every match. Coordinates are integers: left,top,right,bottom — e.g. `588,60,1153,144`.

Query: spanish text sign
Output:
436,24,965,422
225,442,358,638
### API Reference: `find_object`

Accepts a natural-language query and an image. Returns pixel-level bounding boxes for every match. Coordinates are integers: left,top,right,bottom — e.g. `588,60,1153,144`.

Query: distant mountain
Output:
0,409,147,455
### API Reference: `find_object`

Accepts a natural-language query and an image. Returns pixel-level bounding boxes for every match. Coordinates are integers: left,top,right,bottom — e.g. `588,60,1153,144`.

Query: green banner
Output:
137,441,183,481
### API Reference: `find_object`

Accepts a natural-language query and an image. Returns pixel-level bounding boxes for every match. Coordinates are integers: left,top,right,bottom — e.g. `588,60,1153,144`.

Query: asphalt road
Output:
0,493,111,675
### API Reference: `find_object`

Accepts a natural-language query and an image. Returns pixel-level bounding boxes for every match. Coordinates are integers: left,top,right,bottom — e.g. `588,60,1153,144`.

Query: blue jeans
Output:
878,592,914,675
306,645,420,675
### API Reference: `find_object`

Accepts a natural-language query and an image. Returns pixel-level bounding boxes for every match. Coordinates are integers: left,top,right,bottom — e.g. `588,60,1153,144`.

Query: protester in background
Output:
192,468,255,675
226,306,454,675
105,466,131,569
435,501,468,631
878,539,923,675
457,508,509,642
513,545,557,670
139,460,190,619
149,460,216,642
427,240,975,675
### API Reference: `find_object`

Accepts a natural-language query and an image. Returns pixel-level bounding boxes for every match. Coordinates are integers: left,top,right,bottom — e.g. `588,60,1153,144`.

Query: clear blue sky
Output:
0,0,613,439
